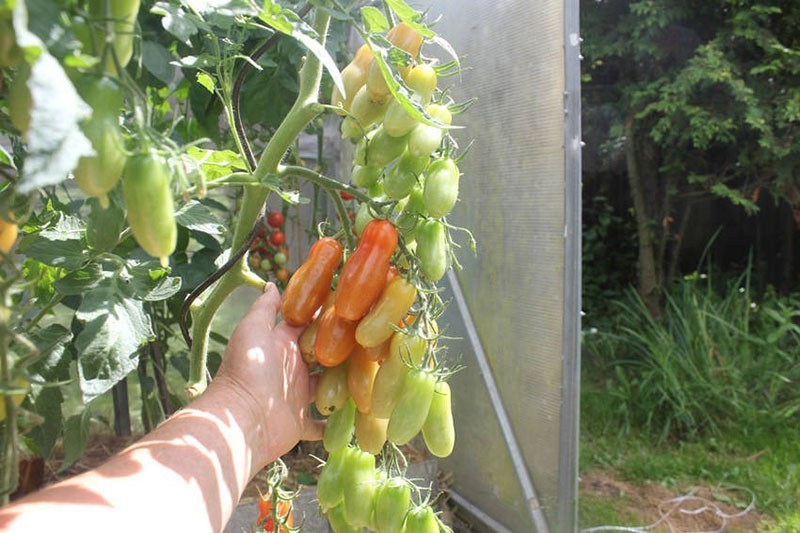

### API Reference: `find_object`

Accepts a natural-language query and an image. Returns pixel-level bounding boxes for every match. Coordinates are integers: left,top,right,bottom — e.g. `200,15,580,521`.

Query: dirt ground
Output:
580,470,771,532
20,435,772,532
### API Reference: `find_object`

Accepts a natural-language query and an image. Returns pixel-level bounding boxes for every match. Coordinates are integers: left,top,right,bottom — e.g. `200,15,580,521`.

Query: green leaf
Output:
184,147,246,182
75,278,153,403
59,410,90,473
151,2,200,45
129,261,182,301
26,384,64,459
257,0,344,97
709,183,759,215
21,258,63,300
175,200,225,235
19,213,88,270
384,0,433,37
26,324,73,380
141,41,176,86
360,6,389,33
86,197,124,253
54,262,108,296
196,71,215,93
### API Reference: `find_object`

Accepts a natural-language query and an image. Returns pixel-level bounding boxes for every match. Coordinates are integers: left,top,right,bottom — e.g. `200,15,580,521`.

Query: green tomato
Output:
423,158,460,218
351,165,382,189
354,202,374,237
384,151,428,200
88,0,141,74
395,185,426,239
422,381,455,458
415,219,448,282
273,252,287,266
386,368,436,446
259,258,273,271
323,397,356,452
371,330,426,418
341,85,390,139
363,126,409,168
122,150,177,267
326,502,361,533
403,505,440,533
341,447,378,528
374,478,412,533
0,12,19,67
317,447,354,513
8,63,32,138
407,104,452,159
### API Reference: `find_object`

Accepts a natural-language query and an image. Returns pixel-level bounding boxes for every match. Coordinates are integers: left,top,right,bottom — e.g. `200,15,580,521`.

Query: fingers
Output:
242,282,281,329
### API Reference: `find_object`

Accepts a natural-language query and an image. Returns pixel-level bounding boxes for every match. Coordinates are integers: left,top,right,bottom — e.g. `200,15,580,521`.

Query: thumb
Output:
240,282,281,330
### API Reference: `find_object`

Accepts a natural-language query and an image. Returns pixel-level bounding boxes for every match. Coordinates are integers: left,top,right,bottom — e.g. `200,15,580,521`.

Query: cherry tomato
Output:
424,158,460,218
371,330,426,419
273,252,287,266
270,230,286,246
257,496,293,532
315,306,359,367
404,505,439,533
248,253,262,270
259,258,272,272
275,267,290,282
281,237,343,326
386,368,436,445
383,151,428,200
341,446,378,528
339,190,354,201
323,397,356,452
122,150,177,267
335,220,398,321
347,345,380,414
374,478,412,533
355,277,417,348
267,211,285,228
408,104,453,159
354,410,388,455
422,380,455,458
317,447,353,512
415,219,448,282
315,362,350,416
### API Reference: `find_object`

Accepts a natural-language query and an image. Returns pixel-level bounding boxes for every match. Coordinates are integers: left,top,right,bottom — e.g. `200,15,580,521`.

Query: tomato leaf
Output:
384,0,433,38
59,410,90,473
86,197,124,253
151,2,201,45
75,278,154,403
360,6,389,33
141,41,176,87
183,147,247,182
19,214,89,270
257,0,345,97
175,200,226,236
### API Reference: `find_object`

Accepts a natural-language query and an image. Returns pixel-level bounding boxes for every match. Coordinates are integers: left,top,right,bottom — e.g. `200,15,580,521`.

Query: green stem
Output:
185,8,332,397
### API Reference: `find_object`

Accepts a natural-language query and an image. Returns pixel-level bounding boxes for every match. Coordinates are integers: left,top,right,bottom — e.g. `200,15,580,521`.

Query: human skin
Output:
0,283,323,533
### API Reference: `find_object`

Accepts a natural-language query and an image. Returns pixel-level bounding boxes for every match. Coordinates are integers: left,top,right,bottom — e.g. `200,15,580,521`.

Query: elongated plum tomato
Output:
0,217,18,255
404,505,439,533
366,23,424,103
341,85,390,139
383,151,428,200
326,502,361,533
122,150,177,267
422,380,455,457
88,0,141,74
341,446,378,528
374,478,412,533
330,44,373,115
347,345,380,414
281,237,342,326
415,219,448,282
386,368,436,445
335,219,398,321
370,330,426,418
315,362,350,416
317,446,353,512
298,291,334,364
407,103,453,159
355,276,417,348
315,305,358,367
423,157,460,218
354,410,388,455
323,397,356,452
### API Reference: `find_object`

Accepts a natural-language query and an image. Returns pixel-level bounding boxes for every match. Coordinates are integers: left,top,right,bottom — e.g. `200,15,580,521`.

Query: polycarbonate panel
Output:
422,1,580,531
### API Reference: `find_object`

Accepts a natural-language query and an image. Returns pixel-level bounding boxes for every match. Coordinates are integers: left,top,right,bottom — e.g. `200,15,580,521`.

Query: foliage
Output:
583,269,800,442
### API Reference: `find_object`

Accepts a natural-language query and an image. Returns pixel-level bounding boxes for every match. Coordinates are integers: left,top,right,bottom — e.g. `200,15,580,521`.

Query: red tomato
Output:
267,211,285,228
257,496,293,532
340,190,354,201
335,220,398,321
270,230,286,246
281,237,343,326
315,306,359,367
275,267,290,282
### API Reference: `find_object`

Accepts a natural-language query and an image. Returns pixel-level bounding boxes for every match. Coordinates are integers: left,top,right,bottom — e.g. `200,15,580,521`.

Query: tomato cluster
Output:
248,211,292,287
279,216,454,532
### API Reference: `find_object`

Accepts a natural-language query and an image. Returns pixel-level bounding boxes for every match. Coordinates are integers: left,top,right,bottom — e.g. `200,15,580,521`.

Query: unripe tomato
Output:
335,220,398,321
0,217,19,255
315,362,350,416
406,63,438,103
8,63,32,138
317,446,353,512
422,380,455,458
276,267,290,282
122,150,177,267
88,0,141,74
299,290,335,364
0,13,19,68
316,306,359,367
404,505,439,533
267,211,285,228
74,77,127,209
395,184,426,239
326,502,360,533
0,377,29,422
259,258,272,272
374,478,412,533
341,85,390,138
364,126,409,168
281,237,343,326
386,368,436,445
355,277,417,348
354,410,388,455
415,219,448,282
364,336,391,362
383,151,428,200
407,104,453,159
423,157,460,218
351,165,381,189
347,345,380,414
354,202,374,237
365,23,423,102
330,44,373,115
341,447,378,528
273,251,287,266
323,397,356,452
269,230,285,246
371,331,426,419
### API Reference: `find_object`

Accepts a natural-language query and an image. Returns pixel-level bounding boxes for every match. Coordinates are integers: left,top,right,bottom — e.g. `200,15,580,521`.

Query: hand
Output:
213,283,324,467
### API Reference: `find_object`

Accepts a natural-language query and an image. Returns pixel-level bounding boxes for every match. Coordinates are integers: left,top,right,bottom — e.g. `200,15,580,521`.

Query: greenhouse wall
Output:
426,1,582,531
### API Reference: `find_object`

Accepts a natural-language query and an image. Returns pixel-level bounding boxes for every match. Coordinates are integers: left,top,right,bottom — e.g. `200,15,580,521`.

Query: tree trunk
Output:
625,116,663,318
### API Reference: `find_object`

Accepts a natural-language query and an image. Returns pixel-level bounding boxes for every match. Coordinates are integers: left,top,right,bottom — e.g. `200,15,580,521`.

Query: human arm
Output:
0,283,322,533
